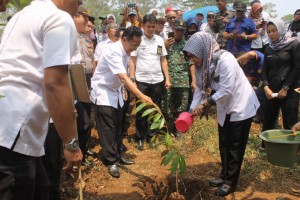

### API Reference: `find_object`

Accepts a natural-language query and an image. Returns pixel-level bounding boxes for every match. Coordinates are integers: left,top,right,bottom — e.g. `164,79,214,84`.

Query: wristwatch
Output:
63,138,79,151
200,99,208,107
244,35,248,40
130,77,135,83
282,85,289,91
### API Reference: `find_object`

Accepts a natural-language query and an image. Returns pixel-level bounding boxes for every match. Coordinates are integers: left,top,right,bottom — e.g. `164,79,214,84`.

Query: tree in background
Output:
281,14,293,23
263,2,278,18
9,0,31,9
0,0,32,36
182,0,250,10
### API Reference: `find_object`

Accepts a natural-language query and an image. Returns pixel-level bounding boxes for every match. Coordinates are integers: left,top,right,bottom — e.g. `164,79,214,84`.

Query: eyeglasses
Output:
168,16,176,20
175,29,185,32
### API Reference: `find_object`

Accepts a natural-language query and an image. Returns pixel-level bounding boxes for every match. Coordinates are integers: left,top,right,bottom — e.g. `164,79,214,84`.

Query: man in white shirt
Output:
0,0,83,199
129,14,171,150
91,26,153,178
94,22,118,66
162,10,177,40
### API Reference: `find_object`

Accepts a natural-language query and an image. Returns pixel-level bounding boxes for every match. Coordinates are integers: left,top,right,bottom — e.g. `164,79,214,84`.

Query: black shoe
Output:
215,184,235,197
119,157,135,165
119,142,128,153
107,163,120,178
209,178,224,187
136,140,144,150
145,137,152,143
172,130,181,138
121,131,128,137
86,150,97,156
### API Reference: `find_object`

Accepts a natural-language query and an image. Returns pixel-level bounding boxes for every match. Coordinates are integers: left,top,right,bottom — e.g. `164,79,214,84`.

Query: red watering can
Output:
175,112,194,133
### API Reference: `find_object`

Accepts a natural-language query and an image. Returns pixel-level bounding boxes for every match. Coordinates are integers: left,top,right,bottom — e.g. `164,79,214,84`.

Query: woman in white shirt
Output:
183,32,259,197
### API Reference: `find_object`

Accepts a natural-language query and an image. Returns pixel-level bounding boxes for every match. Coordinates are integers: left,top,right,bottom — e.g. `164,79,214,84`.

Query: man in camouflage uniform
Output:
214,0,235,49
163,19,195,135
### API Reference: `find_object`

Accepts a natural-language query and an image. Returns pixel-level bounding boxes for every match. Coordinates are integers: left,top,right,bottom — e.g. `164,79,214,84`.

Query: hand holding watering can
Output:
175,100,210,133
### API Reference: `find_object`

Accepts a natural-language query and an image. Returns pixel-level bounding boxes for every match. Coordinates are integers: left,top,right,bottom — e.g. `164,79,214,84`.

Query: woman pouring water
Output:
183,32,259,197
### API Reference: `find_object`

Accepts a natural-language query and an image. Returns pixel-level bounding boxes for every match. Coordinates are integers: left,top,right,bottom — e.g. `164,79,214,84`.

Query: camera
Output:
168,32,174,38
128,3,135,7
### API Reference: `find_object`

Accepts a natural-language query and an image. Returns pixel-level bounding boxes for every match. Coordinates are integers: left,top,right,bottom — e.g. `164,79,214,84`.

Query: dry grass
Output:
186,116,300,193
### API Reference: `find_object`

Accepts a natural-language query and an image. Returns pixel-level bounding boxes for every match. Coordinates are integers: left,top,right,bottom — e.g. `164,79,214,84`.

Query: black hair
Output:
115,27,127,38
216,0,226,2
122,26,143,41
294,9,300,15
88,16,95,24
266,21,275,28
142,14,157,24
207,13,215,19
250,0,261,6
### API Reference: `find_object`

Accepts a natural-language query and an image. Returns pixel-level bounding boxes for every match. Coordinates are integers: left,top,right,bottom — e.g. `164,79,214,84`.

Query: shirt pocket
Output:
227,23,236,32
240,24,251,34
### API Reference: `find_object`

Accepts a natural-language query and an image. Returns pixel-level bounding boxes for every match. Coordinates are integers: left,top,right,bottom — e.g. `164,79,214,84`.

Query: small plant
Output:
135,101,186,197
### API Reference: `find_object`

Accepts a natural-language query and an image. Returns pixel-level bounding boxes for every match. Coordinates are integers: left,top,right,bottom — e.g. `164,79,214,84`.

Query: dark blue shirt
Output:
225,17,257,56
243,50,264,80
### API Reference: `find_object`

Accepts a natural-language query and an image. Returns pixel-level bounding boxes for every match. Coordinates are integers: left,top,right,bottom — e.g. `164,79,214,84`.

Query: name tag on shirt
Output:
157,45,162,55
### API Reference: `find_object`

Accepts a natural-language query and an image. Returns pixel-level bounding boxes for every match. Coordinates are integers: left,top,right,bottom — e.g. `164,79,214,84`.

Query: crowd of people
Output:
0,0,299,199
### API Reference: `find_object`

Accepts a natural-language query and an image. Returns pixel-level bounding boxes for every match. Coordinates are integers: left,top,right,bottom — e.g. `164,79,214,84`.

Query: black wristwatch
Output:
282,85,289,91
63,138,79,151
130,77,135,83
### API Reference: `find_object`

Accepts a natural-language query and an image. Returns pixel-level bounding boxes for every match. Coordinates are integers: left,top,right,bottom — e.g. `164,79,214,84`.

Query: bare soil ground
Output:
60,119,300,200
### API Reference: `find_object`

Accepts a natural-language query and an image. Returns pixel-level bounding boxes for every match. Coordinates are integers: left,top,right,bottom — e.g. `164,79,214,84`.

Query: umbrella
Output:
183,6,233,23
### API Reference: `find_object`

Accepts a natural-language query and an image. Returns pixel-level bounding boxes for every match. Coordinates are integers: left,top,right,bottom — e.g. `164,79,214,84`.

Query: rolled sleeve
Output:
190,86,202,110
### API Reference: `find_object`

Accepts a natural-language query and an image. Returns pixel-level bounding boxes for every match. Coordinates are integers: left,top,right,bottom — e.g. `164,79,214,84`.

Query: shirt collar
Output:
142,34,156,42
43,0,58,9
118,40,128,57
234,17,246,22
77,33,85,38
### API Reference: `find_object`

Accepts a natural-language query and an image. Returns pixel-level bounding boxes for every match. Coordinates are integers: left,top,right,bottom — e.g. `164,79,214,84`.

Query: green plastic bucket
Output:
259,129,300,167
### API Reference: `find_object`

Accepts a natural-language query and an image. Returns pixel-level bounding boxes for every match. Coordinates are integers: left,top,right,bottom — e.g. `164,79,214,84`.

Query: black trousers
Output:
218,115,252,187
94,104,122,164
254,85,265,119
262,94,299,131
121,90,130,134
41,124,62,200
0,146,51,200
135,81,164,140
75,101,92,160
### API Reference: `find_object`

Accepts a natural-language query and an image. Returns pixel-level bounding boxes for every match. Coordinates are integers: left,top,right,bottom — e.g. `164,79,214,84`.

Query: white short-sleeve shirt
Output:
90,41,128,108
0,0,77,156
94,38,115,61
131,35,167,84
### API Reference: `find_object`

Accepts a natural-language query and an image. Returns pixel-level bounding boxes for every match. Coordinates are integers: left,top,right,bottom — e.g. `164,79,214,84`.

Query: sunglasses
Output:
168,16,176,20
175,29,185,32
